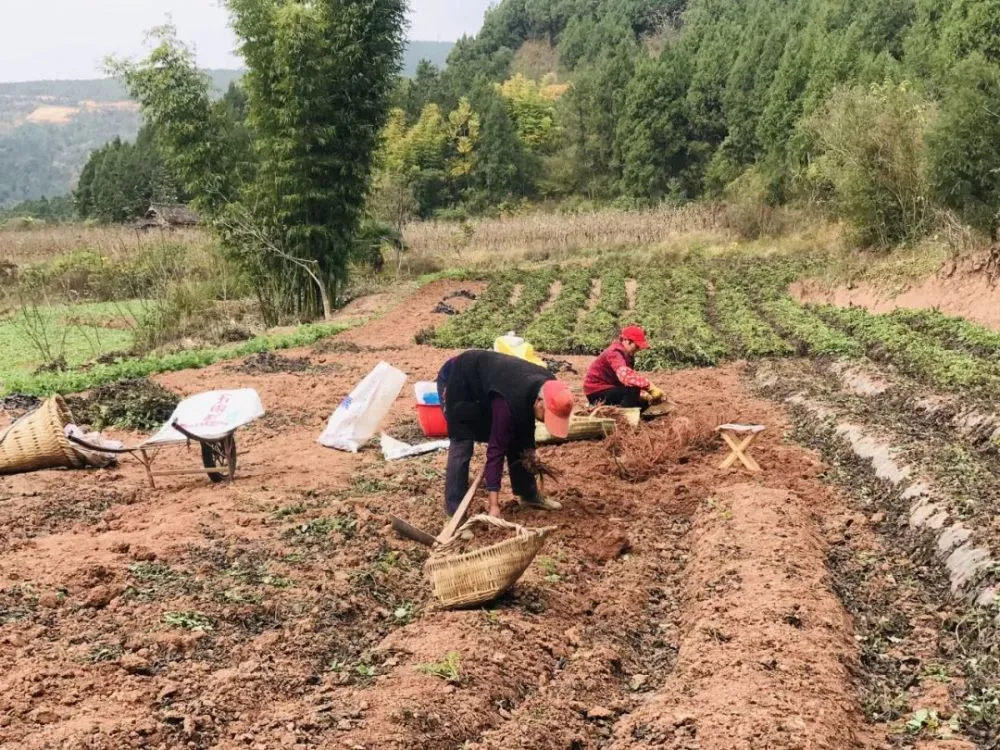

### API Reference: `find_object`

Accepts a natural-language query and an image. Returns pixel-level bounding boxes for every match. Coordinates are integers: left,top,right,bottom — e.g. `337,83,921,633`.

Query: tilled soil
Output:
0,280,878,750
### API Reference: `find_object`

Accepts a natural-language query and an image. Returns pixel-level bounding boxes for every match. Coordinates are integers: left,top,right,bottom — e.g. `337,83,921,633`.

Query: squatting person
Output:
583,325,665,410
436,350,573,518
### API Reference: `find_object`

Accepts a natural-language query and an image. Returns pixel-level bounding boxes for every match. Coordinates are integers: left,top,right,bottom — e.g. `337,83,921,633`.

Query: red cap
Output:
541,380,573,439
621,325,650,350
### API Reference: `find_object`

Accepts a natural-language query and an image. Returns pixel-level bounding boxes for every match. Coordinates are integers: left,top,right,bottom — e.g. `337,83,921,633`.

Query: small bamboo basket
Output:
0,395,84,475
426,515,555,610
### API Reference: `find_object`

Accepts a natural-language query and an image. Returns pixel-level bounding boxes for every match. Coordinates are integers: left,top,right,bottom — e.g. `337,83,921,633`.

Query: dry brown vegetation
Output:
0,224,212,267
402,203,732,270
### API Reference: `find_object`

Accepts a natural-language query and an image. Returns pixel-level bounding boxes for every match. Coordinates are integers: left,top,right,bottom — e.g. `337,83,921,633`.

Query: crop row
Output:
816,304,1000,395
763,297,862,357
1,322,348,397
433,273,516,349
647,264,729,367
889,308,1000,359
574,264,629,354
712,275,792,358
523,266,591,353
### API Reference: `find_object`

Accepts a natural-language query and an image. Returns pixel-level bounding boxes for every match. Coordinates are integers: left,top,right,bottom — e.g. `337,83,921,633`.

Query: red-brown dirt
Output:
791,261,1000,330
0,280,881,749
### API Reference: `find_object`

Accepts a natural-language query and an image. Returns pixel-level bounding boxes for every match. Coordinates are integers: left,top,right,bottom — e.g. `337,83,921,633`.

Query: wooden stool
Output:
717,424,765,472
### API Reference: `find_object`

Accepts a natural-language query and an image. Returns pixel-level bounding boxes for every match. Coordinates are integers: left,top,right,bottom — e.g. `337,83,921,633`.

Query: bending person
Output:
438,350,573,518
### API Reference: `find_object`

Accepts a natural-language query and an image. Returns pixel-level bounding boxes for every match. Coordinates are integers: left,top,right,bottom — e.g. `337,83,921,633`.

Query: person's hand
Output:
648,385,665,404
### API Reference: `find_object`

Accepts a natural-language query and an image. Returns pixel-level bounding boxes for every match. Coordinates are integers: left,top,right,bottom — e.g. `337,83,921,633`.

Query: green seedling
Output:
128,562,178,583
417,651,463,684
162,611,214,631
393,602,414,624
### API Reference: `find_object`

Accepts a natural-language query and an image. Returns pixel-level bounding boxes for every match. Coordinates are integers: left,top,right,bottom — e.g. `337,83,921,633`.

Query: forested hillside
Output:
13,0,1000,251
0,42,452,208
376,0,1000,245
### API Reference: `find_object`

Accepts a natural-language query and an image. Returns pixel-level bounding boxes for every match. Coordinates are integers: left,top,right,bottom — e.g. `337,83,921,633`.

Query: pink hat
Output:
541,380,573,439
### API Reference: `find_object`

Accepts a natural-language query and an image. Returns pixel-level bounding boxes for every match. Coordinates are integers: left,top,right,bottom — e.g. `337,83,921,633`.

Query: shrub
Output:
133,281,218,353
926,54,1000,239
721,167,786,241
806,82,934,248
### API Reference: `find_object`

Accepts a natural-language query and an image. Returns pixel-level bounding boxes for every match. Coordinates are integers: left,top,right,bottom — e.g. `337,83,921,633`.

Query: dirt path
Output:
0,281,878,749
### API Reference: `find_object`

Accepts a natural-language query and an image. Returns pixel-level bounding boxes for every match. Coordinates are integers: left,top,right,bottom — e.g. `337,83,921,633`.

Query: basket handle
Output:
434,513,557,556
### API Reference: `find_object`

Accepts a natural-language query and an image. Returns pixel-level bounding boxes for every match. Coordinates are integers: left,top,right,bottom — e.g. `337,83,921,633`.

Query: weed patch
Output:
416,651,463,684
162,611,214,631
66,378,179,431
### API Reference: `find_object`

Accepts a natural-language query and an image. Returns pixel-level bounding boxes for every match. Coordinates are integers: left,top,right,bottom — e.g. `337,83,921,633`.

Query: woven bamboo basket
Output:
535,414,618,445
0,395,84,475
426,515,555,610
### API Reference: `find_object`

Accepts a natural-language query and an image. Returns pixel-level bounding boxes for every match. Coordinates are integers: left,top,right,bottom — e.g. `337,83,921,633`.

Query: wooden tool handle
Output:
437,464,486,544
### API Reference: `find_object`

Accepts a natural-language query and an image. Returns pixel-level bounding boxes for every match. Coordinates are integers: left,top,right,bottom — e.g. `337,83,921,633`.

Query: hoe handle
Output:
437,465,486,544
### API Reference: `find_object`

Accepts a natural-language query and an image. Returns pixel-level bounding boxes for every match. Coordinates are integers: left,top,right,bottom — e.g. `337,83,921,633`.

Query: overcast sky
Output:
0,0,493,83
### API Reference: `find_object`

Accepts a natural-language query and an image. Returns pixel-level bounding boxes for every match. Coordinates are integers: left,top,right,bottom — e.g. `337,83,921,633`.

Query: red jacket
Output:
584,341,652,396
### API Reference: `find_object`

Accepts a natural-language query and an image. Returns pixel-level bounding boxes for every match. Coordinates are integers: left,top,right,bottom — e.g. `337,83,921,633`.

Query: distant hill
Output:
0,41,454,208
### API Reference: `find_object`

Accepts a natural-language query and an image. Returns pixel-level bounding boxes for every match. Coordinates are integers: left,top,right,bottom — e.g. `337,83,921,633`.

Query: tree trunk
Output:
320,283,333,321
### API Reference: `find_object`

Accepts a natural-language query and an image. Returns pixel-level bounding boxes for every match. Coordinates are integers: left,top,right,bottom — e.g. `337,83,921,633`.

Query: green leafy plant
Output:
162,611,214,631
712,275,792,358
763,297,862,357
635,263,728,368
574,263,628,354
890,308,1000,359
128,562,180,584
523,265,592,353
416,651,463,684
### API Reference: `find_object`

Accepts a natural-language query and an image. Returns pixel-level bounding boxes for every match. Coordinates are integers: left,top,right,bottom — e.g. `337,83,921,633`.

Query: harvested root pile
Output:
66,378,180,432
431,289,478,316
232,351,310,374
604,415,718,482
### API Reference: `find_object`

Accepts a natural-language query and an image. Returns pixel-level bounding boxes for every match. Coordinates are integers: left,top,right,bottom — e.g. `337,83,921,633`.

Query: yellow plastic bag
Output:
494,333,545,367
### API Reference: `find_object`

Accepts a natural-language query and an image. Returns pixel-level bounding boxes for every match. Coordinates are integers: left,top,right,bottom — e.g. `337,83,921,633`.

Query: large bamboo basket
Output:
0,395,84,475
426,515,555,610
535,409,640,445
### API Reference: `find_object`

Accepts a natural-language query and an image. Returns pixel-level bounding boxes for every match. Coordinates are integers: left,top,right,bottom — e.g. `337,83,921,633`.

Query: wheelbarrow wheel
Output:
200,439,235,483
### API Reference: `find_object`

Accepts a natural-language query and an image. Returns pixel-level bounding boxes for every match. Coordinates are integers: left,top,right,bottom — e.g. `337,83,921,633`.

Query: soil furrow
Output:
611,483,868,750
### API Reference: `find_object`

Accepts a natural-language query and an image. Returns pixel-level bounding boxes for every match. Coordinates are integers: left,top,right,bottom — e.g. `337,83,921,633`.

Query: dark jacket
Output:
443,350,553,445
